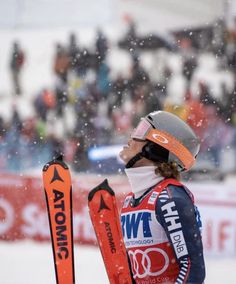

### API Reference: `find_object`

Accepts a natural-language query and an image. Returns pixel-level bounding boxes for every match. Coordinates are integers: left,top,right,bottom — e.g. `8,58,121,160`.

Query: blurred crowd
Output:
0,19,236,174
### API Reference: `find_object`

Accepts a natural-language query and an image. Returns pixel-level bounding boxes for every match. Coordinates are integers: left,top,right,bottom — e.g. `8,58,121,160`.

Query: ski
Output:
88,179,133,284
42,156,75,284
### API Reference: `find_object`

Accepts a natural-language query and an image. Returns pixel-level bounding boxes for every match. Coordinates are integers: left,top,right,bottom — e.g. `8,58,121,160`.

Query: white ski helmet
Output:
126,111,200,171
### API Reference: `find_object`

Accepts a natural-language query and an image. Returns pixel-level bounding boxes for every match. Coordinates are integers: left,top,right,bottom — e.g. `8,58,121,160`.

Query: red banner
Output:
0,172,236,256
0,172,128,245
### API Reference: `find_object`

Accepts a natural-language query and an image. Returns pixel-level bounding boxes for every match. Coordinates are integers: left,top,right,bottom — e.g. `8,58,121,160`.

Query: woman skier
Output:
119,110,205,284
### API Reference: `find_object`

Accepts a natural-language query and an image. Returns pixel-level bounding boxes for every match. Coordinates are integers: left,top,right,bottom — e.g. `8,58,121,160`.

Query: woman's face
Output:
119,138,147,165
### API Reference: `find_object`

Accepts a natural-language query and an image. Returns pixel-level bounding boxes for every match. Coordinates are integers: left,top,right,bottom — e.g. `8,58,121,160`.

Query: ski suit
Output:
121,178,205,284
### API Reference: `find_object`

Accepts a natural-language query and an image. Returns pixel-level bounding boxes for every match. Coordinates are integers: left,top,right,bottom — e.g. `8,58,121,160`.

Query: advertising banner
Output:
0,173,235,256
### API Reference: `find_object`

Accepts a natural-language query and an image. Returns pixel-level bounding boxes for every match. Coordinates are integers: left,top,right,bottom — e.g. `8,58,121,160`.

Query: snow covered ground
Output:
0,241,235,284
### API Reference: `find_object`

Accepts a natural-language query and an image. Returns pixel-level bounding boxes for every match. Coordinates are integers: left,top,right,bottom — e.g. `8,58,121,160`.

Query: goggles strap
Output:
125,152,144,168
142,142,169,163
125,142,169,169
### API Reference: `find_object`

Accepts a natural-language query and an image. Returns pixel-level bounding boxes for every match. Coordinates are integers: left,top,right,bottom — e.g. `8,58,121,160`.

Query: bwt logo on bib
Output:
121,211,152,239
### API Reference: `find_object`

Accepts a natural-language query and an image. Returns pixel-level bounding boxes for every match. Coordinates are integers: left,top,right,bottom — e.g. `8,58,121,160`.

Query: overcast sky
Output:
0,0,232,32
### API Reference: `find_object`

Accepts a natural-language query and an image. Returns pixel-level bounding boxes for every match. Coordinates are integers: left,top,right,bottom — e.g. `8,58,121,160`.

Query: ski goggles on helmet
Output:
131,119,152,141
131,118,195,171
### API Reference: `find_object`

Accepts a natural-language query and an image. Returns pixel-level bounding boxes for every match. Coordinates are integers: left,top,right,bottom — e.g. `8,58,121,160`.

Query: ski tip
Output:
88,179,115,202
42,155,68,172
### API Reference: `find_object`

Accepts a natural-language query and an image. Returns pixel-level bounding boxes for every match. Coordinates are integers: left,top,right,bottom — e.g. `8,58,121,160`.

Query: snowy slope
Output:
0,241,235,284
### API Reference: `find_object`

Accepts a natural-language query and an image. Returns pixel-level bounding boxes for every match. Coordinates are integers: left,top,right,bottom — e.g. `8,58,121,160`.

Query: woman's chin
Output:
119,151,128,163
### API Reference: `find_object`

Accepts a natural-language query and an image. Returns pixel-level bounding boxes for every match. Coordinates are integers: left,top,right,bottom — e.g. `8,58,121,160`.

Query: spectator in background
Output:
211,19,226,57
53,43,70,83
180,37,197,82
72,135,90,172
126,20,137,44
202,106,232,168
120,19,138,53
19,117,39,168
223,85,236,171
112,107,133,141
225,17,236,71
164,60,188,121
45,134,64,161
96,61,111,101
198,81,227,118
220,82,235,123
67,32,80,74
128,56,150,95
0,116,7,170
34,88,56,121
199,81,217,106
53,43,70,118
9,41,25,95
131,83,160,126
95,29,108,68
73,88,97,146
11,107,22,133
54,77,68,117
185,89,207,142
109,74,128,114
0,117,6,138
76,48,91,77
144,82,162,114
5,108,22,171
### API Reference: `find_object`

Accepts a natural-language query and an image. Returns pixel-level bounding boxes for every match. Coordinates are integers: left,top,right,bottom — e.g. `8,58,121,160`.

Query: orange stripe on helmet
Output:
145,129,195,170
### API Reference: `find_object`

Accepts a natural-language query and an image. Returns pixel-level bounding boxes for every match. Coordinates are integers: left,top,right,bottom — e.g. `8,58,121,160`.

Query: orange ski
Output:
88,179,133,284
42,156,75,284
